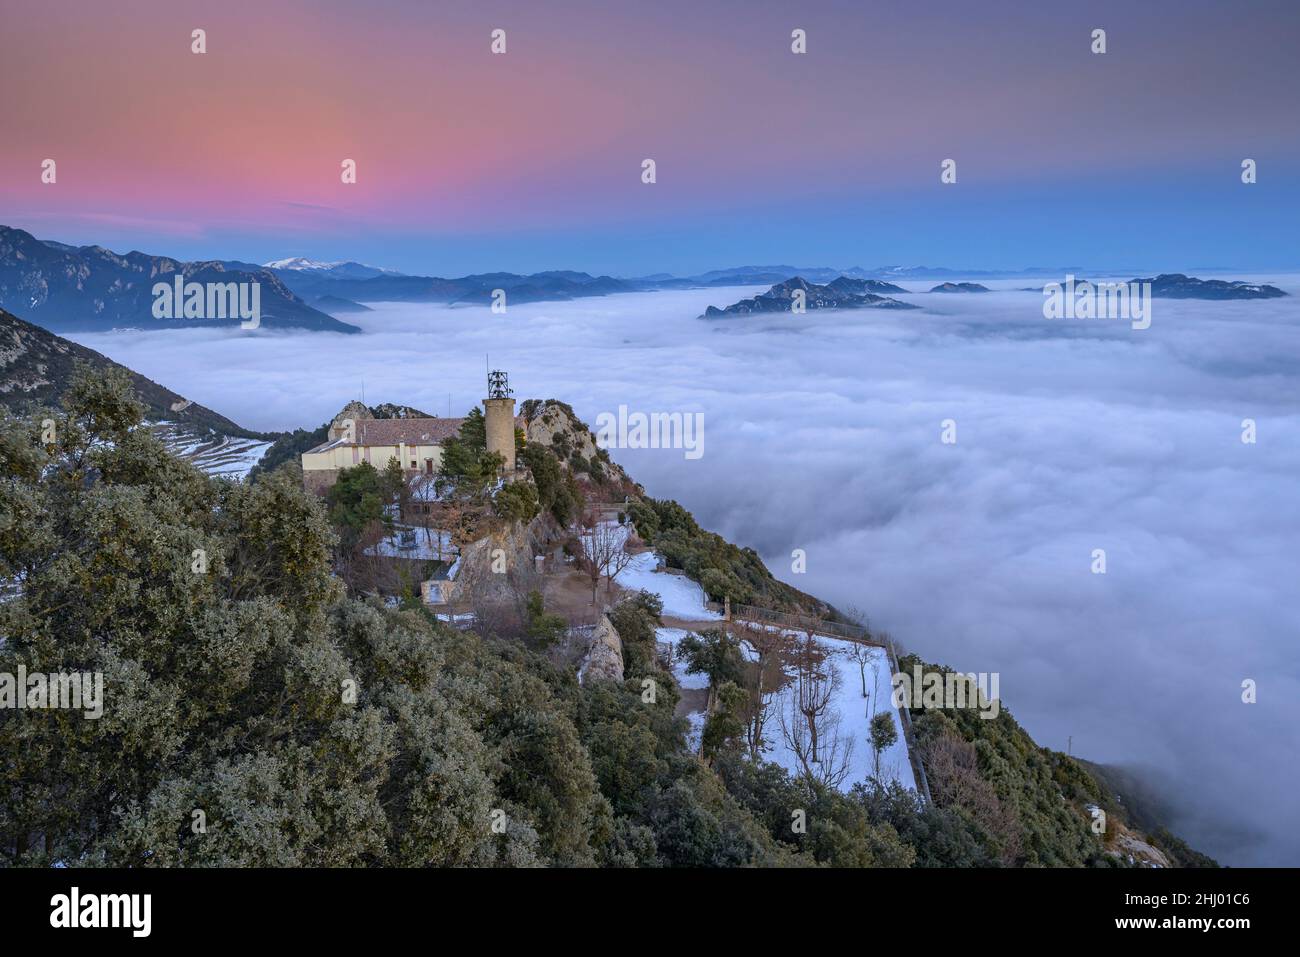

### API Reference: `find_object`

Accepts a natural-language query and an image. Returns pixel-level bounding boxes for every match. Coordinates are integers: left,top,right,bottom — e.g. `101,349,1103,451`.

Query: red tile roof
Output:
357,417,466,446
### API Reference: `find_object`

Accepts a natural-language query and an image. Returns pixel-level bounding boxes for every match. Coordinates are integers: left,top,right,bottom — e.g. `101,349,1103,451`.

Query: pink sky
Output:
2,0,1296,272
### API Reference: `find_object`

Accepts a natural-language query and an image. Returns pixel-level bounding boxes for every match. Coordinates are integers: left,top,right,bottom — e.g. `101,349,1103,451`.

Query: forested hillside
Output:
0,368,1210,867
0,307,263,439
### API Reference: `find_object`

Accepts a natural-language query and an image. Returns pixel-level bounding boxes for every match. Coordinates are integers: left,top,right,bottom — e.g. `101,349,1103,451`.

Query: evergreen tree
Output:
869,711,899,780
327,461,385,553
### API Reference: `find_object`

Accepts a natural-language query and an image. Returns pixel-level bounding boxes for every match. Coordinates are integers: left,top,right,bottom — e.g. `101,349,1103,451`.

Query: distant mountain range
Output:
930,282,991,293
1022,274,1288,299
254,258,1123,304
311,294,374,315
260,266,639,306
1128,273,1286,299
3,225,1289,334
261,258,402,280
702,271,1294,317
0,226,359,334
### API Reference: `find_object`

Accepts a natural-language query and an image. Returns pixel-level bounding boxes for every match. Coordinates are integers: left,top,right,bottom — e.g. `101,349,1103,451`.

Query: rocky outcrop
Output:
520,400,631,485
1025,274,1289,300
1132,273,1287,300
579,614,624,685
455,516,541,594
701,277,918,318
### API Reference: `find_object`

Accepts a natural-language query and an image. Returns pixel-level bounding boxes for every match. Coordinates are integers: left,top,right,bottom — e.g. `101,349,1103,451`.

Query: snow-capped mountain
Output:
262,258,403,280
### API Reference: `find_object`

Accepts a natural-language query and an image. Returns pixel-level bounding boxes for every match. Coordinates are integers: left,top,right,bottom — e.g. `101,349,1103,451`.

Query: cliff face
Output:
578,614,624,685
521,399,632,487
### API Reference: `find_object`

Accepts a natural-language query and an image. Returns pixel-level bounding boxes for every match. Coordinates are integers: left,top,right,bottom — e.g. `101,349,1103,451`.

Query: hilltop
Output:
0,366,1214,868
702,277,919,318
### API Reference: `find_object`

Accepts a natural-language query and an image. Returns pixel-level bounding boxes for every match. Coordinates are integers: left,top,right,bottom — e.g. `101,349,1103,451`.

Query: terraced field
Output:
149,421,272,480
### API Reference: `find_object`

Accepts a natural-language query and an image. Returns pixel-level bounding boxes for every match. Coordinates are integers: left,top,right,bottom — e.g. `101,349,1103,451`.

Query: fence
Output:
882,634,933,805
705,600,880,645
707,597,933,805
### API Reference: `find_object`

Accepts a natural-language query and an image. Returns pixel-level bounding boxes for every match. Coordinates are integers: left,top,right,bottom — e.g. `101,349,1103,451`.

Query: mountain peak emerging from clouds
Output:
262,258,404,280
701,277,920,317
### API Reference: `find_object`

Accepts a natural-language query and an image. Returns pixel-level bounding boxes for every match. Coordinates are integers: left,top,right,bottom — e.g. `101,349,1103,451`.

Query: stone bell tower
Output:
484,369,516,474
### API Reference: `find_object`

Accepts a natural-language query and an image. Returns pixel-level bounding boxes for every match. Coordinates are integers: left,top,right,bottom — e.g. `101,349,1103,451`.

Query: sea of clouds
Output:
69,278,1300,866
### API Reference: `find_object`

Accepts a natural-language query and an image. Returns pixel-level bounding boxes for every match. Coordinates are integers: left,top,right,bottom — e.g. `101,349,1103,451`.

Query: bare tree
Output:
779,689,853,791
580,509,631,604
793,632,836,764
923,730,1023,864
736,621,789,762
603,530,634,594
847,641,873,699
745,686,778,762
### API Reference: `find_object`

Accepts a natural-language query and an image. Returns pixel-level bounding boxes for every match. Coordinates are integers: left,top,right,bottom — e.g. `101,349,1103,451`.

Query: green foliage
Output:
1150,828,1220,868
701,682,748,761
524,590,566,649
846,780,996,867
494,480,541,525
607,591,664,678
677,628,744,694
628,497,821,613
437,414,504,500
248,423,328,482
520,443,583,527
578,679,790,867
900,654,1123,867
380,456,406,500
0,368,1212,870
869,711,899,770
0,372,577,866
458,407,487,449
713,756,914,867
326,461,386,553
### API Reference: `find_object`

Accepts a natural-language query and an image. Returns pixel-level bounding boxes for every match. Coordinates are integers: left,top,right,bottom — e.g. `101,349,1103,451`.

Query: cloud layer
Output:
68,280,1300,865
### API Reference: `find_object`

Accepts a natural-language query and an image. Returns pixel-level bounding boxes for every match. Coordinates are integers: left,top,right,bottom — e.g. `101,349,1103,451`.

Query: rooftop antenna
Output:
361,375,365,404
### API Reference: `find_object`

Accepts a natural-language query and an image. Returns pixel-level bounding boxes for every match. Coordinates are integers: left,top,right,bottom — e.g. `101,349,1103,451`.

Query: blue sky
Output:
2,0,1297,275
